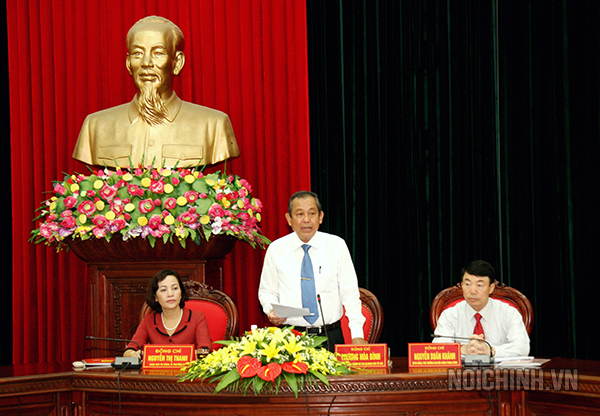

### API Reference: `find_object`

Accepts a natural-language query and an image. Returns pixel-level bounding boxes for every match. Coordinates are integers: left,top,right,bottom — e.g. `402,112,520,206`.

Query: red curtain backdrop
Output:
7,0,310,364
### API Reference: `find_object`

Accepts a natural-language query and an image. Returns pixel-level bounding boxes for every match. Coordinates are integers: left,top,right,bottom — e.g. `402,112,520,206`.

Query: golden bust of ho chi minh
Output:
72,16,240,168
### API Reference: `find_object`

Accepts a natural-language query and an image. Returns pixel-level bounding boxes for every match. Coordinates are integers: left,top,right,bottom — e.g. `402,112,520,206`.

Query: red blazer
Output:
126,307,212,351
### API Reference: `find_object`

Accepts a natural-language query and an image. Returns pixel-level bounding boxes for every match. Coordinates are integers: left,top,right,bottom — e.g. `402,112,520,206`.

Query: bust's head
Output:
125,16,186,125
126,16,185,55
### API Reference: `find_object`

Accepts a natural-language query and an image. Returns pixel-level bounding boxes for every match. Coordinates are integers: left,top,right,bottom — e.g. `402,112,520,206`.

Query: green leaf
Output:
308,369,330,387
192,179,210,194
195,198,212,215
252,376,267,395
214,370,241,393
282,371,299,398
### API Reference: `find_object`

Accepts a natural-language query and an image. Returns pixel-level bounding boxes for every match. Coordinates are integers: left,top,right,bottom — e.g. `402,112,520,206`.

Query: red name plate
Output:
335,344,388,369
408,343,461,368
142,345,195,370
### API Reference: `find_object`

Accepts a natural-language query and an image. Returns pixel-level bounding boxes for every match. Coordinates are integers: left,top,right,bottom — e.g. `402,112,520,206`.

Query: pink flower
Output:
184,190,199,202
109,218,127,232
77,200,96,216
240,179,252,193
100,184,118,201
164,197,177,209
92,227,106,238
150,180,165,194
208,204,225,218
237,212,251,221
148,215,162,229
53,183,67,195
92,215,108,227
64,196,78,209
177,211,198,224
110,200,125,216
39,222,59,238
127,184,144,197
139,199,155,214
151,224,171,238
171,177,180,185
60,216,76,229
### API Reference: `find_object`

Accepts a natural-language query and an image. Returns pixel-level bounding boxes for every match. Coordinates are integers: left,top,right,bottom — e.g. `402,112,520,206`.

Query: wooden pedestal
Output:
67,236,236,357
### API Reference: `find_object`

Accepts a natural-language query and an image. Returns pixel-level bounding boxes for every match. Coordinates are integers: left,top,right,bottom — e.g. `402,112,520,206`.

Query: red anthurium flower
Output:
281,361,308,374
236,356,262,379
257,363,282,382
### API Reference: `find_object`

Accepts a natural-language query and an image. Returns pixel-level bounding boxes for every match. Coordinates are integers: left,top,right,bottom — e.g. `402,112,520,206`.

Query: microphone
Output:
316,294,330,351
431,334,494,366
86,336,143,369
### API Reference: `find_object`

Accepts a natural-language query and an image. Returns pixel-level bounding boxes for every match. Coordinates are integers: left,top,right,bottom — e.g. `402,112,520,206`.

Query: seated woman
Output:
123,269,212,359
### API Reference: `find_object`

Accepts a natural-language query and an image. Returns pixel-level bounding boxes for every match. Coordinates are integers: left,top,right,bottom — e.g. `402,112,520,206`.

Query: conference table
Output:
1,357,598,415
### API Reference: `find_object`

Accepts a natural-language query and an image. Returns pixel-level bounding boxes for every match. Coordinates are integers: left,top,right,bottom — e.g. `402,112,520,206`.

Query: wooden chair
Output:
430,281,534,335
341,287,384,343
138,280,239,350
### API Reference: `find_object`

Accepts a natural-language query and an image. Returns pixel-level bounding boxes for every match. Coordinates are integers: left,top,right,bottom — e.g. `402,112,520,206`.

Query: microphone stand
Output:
431,334,494,366
86,336,143,369
316,294,329,352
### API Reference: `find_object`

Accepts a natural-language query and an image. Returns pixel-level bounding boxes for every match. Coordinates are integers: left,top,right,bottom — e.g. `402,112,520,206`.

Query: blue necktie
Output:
301,244,319,325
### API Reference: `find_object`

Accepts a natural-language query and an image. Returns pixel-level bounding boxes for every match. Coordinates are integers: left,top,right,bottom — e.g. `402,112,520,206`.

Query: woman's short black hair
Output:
145,269,189,312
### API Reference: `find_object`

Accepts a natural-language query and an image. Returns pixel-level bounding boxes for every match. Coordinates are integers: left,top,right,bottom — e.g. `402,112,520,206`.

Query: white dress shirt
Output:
433,298,530,358
258,231,365,339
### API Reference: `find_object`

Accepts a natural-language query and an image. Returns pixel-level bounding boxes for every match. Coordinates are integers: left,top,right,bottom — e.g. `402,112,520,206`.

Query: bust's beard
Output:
138,83,169,126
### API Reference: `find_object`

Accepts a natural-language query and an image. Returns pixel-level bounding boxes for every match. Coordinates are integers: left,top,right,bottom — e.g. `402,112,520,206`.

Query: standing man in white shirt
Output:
433,260,530,358
258,191,367,351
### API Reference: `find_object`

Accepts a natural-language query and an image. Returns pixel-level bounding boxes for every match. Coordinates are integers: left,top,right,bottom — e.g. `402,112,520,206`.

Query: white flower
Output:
211,217,223,234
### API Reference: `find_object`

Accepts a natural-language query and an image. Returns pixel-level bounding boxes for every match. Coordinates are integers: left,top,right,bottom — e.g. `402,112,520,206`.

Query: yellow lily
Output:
260,338,282,362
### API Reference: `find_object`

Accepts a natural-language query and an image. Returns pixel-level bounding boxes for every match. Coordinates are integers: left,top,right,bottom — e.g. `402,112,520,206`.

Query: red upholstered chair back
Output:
341,288,384,344
139,280,239,350
430,280,534,335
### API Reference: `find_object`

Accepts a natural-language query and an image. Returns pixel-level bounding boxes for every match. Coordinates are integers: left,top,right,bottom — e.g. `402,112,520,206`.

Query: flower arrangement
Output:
179,326,354,397
30,165,271,251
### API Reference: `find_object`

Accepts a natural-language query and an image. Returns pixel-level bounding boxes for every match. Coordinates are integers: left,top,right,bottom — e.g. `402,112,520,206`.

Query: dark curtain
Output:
1,0,12,366
307,0,597,359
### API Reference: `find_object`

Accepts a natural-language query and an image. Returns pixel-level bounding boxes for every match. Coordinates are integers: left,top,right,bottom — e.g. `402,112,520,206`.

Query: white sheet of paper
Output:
272,304,313,318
